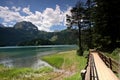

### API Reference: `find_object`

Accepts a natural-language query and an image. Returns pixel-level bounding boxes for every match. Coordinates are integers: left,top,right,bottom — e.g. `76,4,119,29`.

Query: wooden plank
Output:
85,56,91,80
98,51,120,73
91,52,119,80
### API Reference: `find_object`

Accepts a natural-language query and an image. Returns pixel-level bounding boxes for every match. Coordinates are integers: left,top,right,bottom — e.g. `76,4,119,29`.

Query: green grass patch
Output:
34,66,53,73
42,50,88,79
105,48,120,61
0,66,33,79
0,65,53,80
64,72,80,80
42,55,64,68
42,50,88,70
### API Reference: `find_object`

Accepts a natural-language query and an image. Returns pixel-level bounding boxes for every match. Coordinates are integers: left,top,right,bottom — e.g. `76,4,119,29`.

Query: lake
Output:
0,45,77,68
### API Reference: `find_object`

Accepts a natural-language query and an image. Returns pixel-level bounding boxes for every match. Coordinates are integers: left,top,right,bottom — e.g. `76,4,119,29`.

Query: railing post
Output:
109,58,112,70
81,69,86,80
104,56,107,65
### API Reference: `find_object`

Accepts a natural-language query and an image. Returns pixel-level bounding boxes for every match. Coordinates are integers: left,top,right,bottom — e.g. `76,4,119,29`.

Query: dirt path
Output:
51,68,76,80
51,58,77,80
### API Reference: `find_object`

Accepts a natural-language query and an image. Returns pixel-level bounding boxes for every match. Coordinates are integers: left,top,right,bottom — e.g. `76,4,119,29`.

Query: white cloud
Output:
12,6,21,11
22,6,33,15
0,6,23,22
40,5,64,31
0,5,72,31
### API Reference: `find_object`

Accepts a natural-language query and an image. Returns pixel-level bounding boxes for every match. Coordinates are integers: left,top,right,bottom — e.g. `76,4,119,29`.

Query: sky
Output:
0,0,86,32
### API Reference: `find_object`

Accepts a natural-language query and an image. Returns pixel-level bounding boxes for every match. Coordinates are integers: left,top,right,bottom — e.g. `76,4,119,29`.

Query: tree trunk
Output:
77,22,83,56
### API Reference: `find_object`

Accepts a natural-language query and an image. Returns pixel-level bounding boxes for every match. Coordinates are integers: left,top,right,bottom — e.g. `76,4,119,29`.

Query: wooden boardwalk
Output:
85,51,119,80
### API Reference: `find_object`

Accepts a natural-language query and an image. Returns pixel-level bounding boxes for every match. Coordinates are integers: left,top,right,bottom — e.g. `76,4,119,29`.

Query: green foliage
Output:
0,26,77,46
105,48,120,61
112,48,120,55
18,38,53,46
77,49,83,56
92,0,120,51
49,35,58,42
50,29,78,45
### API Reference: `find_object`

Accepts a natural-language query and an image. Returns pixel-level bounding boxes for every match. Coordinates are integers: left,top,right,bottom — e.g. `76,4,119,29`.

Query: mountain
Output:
0,24,5,27
18,38,53,46
14,21,38,31
0,21,39,46
0,21,77,46
49,29,78,44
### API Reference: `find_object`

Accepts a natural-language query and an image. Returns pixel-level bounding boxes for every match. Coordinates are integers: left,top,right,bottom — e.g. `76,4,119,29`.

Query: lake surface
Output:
0,45,77,68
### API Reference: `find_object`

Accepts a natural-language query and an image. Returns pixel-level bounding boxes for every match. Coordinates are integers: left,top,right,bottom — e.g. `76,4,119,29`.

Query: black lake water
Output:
0,45,77,68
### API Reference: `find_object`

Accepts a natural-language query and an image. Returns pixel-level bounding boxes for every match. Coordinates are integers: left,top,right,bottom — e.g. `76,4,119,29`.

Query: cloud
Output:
0,5,72,31
22,6,33,15
12,6,21,12
0,6,23,22
40,5,64,31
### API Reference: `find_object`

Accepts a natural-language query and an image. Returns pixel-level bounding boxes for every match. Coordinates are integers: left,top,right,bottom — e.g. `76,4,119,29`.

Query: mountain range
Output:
0,21,77,46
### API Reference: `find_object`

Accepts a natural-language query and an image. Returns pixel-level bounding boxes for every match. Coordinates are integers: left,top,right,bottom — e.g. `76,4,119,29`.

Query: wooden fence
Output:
89,54,99,80
97,51,120,74
83,50,99,80
83,50,120,80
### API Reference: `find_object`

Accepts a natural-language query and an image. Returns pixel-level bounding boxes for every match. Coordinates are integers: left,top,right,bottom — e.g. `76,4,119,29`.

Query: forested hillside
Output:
0,21,77,46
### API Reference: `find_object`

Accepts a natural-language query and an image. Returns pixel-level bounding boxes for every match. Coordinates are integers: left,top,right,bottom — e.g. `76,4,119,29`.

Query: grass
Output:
0,65,53,80
42,56,64,68
0,50,88,80
105,48,120,61
104,48,120,79
64,72,80,80
34,66,53,73
0,65,32,79
42,50,88,79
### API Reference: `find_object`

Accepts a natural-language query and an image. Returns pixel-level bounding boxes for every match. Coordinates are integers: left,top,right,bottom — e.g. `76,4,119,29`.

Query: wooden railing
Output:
83,50,99,80
89,54,99,80
97,51,120,74
82,50,120,80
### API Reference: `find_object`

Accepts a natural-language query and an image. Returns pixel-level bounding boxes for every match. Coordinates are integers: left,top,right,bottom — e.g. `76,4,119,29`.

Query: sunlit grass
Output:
0,65,33,79
34,66,53,73
64,72,81,80
42,50,88,79
0,65,53,80
42,55,64,68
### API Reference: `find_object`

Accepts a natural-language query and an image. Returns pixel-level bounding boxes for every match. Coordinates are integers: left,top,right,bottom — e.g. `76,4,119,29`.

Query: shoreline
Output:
0,50,87,80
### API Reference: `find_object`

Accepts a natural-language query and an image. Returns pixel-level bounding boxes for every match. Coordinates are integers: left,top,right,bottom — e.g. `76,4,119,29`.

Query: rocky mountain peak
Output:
14,21,38,31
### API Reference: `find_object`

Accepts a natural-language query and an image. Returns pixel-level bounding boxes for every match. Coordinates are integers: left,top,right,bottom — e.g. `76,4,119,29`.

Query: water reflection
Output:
0,45,77,68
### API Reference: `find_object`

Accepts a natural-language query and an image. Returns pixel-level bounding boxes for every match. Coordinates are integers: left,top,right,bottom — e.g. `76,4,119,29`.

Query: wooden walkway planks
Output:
85,57,90,80
91,52,119,80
